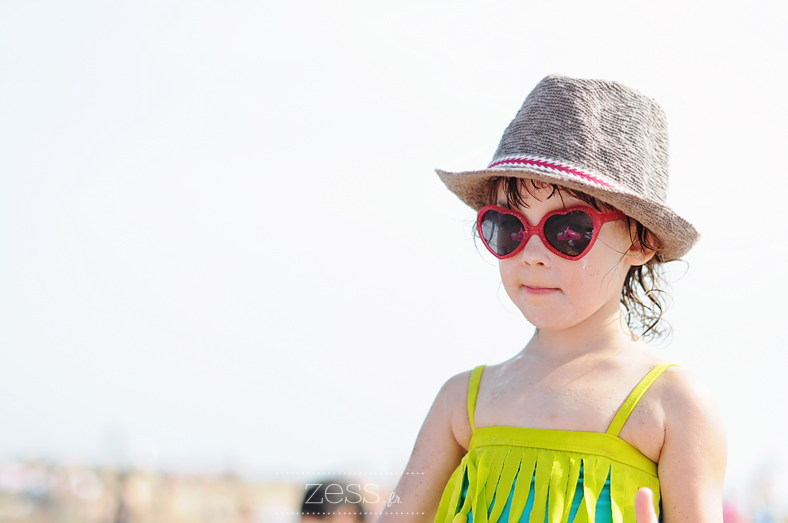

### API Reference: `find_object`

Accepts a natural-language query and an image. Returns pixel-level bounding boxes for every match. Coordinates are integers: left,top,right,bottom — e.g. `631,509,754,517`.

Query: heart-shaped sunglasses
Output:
477,205,627,260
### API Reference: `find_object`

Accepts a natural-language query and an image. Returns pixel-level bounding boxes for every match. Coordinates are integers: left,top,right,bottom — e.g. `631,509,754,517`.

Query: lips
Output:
524,285,560,295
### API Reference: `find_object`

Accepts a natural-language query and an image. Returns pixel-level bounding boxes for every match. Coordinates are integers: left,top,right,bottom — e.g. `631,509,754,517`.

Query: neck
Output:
524,300,637,362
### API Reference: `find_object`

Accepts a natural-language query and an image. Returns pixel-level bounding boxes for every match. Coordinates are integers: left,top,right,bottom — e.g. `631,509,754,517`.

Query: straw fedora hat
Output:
436,74,699,262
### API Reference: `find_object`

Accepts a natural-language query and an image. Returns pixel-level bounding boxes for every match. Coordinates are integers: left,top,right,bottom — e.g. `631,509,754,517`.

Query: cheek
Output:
559,264,594,302
561,256,619,301
498,261,518,294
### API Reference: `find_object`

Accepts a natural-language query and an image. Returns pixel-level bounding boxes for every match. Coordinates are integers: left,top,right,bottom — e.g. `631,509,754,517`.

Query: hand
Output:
635,488,659,523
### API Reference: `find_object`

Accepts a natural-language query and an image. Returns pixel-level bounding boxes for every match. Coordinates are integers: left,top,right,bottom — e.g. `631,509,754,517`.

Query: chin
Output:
521,308,582,331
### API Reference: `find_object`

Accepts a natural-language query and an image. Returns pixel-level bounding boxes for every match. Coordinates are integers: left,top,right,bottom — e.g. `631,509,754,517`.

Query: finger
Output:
634,488,658,523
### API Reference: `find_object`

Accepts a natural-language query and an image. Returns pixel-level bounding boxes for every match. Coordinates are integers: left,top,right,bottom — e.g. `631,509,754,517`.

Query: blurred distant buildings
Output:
0,459,296,523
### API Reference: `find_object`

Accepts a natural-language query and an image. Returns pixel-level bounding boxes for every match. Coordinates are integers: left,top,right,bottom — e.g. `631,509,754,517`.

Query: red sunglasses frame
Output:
476,204,627,261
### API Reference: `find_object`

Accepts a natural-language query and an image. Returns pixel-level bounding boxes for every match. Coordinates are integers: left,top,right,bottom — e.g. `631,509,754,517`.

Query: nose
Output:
518,234,552,266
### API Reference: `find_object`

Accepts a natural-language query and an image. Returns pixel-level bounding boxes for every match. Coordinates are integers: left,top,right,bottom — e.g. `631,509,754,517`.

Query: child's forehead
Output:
495,182,587,209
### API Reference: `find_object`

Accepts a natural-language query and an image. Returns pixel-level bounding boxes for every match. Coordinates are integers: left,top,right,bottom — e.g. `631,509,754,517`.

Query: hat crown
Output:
493,74,670,203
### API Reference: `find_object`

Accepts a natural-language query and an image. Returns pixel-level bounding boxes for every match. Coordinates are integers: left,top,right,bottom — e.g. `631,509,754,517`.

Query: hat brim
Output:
436,167,699,262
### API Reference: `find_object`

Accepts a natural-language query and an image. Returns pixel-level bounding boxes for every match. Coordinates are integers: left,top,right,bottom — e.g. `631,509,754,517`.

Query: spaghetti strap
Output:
606,362,677,437
466,365,487,432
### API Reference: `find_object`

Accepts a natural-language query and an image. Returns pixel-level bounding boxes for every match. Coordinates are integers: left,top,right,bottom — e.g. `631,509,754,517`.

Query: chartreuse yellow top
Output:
434,363,674,523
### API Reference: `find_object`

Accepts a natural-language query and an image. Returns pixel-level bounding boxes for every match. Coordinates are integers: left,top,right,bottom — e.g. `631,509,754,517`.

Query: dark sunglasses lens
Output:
544,211,594,257
480,210,526,257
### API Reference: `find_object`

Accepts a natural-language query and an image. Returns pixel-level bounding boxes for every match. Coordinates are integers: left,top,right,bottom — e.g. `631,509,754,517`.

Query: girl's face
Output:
497,187,647,332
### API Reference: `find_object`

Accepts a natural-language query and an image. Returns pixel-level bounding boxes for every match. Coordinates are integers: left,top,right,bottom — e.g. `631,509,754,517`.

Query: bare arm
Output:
377,372,471,523
639,368,727,522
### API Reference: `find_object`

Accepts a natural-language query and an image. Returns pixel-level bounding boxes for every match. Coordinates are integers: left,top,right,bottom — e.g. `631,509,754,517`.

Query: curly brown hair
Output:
480,177,672,341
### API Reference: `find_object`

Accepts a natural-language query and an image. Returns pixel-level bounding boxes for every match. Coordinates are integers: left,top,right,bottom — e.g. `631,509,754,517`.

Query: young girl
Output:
377,75,726,523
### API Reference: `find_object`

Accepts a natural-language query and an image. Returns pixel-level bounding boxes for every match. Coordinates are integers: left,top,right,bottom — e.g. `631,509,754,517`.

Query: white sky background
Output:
1,0,787,498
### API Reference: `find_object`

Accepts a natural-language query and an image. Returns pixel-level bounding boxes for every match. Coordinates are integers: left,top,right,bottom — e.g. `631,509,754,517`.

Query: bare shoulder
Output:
437,368,475,452
656,366,726,445
621,362,726,464
438,368,474,398
377,368,476,523
653,366,724,426
640,365,726,459
653,367,727,521
619,362,726,520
